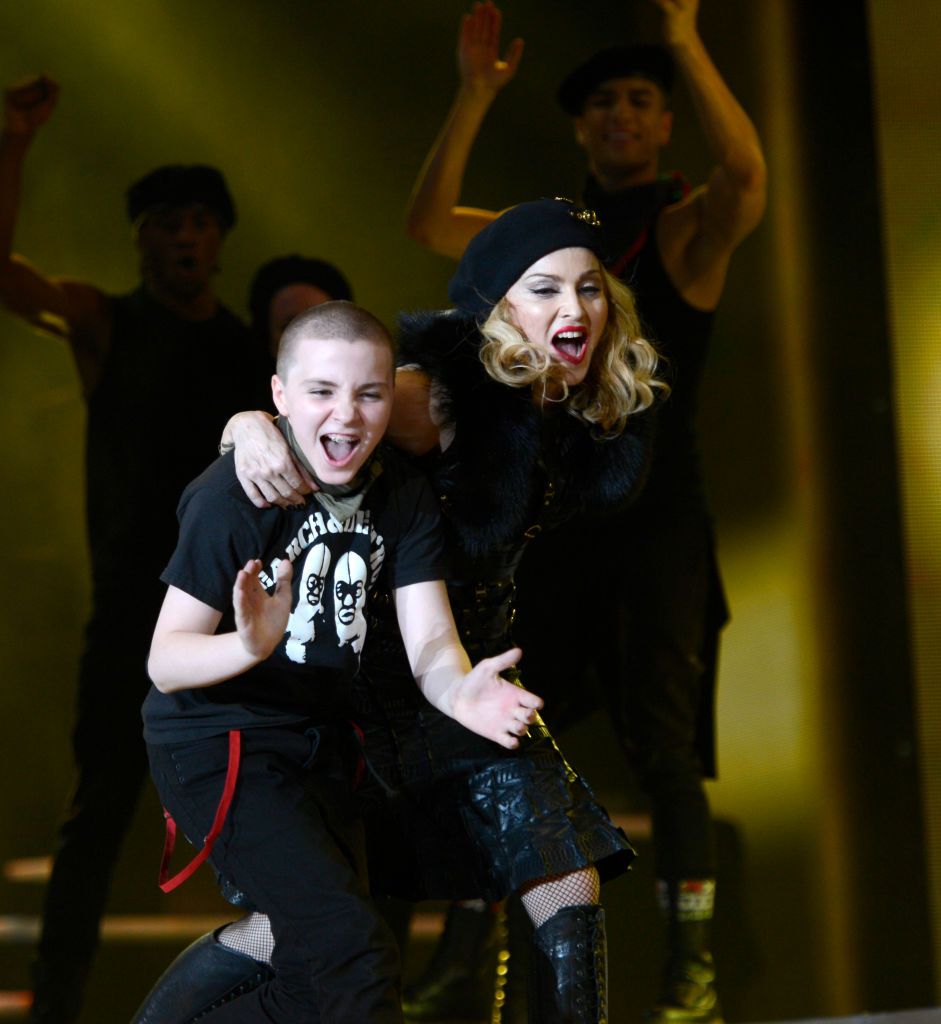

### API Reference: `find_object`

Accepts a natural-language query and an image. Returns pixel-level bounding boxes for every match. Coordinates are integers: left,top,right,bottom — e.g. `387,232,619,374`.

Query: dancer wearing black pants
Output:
0,76,271,1023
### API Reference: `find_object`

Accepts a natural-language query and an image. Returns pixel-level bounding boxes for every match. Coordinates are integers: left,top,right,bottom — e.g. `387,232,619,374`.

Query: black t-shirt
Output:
142,447,447,744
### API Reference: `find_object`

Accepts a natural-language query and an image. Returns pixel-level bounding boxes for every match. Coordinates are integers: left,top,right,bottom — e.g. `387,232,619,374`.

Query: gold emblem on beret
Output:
554,197,601,228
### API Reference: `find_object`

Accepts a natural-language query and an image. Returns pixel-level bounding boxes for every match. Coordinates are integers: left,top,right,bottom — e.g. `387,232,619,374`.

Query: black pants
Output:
148,725,402,1023
514,508,726,881
33,611,154,1021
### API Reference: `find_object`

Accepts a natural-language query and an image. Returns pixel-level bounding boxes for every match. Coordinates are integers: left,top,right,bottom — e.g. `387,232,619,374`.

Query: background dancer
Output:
248,254,354,357
0,75,270,1024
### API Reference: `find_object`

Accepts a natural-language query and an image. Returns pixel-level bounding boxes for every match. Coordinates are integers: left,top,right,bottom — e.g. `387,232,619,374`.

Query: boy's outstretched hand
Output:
451,647,543,749
234,558,294,662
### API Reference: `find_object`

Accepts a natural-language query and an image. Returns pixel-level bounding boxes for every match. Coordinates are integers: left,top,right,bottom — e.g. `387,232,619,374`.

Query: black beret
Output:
448,198,605,320
126,164,237,232
249,255,354,336
557,45,675,115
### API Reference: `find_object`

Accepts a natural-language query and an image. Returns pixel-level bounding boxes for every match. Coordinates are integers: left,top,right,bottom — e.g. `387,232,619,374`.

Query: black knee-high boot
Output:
529,905,607,1024
132,930,272,1024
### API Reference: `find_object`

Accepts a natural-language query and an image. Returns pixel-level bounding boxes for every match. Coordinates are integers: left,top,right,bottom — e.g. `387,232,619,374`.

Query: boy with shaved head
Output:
140,301,541,1023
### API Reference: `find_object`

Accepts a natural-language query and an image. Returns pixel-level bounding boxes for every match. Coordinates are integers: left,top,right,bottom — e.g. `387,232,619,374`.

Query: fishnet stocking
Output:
519,866,601,929
215,873,600,957
217,912,275,963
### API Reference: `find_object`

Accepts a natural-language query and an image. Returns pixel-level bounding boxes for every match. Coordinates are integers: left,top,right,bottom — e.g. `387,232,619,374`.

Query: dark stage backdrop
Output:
0,0,935,1019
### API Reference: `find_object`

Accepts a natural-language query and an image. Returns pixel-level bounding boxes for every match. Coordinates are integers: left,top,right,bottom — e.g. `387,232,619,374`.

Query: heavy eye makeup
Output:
522,273,604,298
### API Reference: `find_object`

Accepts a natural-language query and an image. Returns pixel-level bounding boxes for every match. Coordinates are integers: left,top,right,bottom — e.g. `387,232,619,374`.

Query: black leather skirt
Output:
354,668,635,903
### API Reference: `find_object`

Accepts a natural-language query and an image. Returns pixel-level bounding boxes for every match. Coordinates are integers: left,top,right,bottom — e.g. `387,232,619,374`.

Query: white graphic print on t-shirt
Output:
284,543,332,663
256,505,385,667
334,550,368,654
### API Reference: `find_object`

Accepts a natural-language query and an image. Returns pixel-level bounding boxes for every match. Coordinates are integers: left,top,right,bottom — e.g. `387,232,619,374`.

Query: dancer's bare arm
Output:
652,0,767,310
0,76,111,392
405,1,521,259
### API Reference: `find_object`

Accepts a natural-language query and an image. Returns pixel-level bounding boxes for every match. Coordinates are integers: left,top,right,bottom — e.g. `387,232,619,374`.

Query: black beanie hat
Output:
448,198,605,319
557,45,675,115
126,164,237,232
249,255,354,336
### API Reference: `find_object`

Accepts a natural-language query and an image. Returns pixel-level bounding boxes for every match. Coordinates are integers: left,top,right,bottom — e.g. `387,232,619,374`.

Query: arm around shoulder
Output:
223,410,316,509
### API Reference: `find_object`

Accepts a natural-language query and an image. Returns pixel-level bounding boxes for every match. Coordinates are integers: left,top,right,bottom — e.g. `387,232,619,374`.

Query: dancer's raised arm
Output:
0,76,111,390
650,0,767,308
405,1,521,258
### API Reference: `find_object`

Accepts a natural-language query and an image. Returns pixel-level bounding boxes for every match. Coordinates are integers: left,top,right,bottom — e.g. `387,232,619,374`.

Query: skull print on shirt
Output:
256,503,386,672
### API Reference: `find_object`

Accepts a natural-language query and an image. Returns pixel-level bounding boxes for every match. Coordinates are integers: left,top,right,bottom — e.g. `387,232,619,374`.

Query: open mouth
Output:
551,328,589,366
321,433,361,466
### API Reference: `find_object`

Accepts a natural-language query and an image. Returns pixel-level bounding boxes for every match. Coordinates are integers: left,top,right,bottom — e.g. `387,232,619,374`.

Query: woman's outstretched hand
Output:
451,647,543,749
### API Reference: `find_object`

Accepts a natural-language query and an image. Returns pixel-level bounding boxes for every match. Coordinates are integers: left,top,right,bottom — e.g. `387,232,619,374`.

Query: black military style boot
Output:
645,880,722,1024
529,904,607,1023
132,930,272,1024
648,948,720,1024
403,902,501,1022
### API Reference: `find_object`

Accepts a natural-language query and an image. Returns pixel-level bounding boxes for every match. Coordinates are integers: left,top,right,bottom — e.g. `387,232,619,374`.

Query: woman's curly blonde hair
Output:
477,264,667,436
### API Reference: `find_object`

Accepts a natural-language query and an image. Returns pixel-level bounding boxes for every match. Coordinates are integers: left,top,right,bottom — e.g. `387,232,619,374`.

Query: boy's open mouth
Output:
321,433,360,465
